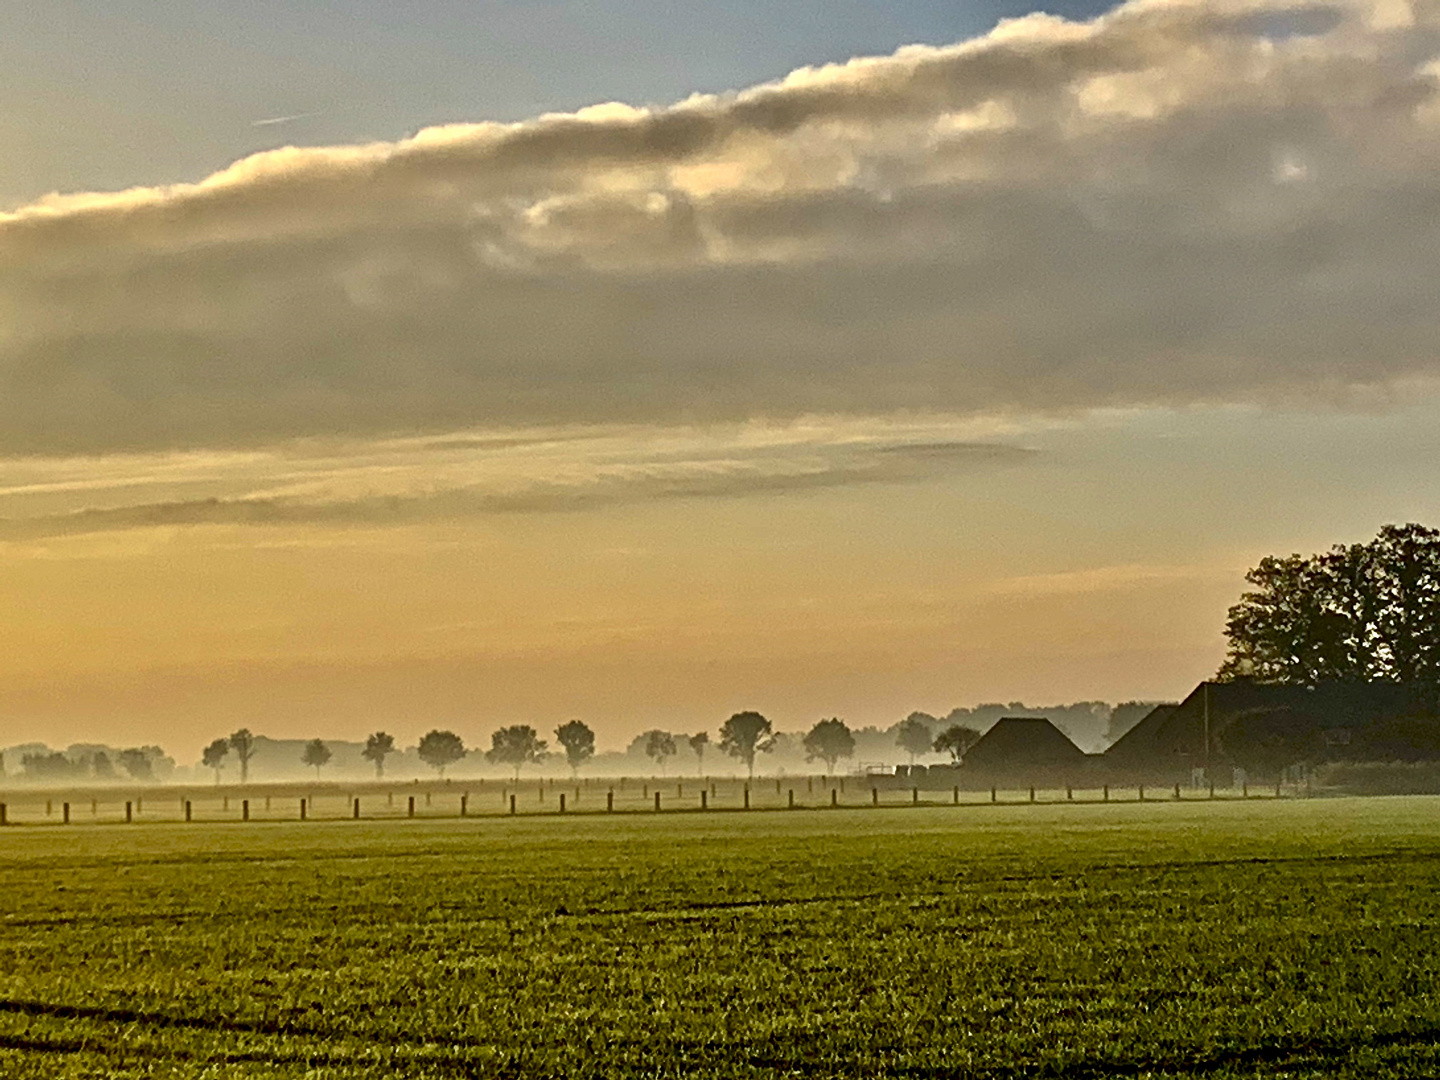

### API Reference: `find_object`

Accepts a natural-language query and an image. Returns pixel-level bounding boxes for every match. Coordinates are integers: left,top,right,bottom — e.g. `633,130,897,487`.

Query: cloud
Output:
4,0,1440,454
0,421,1034,539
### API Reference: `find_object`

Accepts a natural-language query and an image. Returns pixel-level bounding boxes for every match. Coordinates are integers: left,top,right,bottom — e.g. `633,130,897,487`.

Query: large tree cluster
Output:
1220,524,1440,687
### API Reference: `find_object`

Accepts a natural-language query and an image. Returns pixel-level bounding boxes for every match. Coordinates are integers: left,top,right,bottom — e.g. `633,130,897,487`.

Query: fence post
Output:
63,802,70,825
654,791,661,812
510,794,517,815
300,798,307,821
1174,783,1181,800
1275,778,1282,798
702,790,708,810
460,795,467,818
990,786,997,803
1029,786,1035,803
1139,785,1145,802
1066,786,1073,801
1209,780,1215,799
1103,784,1109,802
243,799,250,822
744,785,750,810
788,789,795,809
46,800,52,817
912,787,919,805
607,790,614,812
559,794,566,813
185,801,192,823
832,789,839,808
953,786,959,805
872,787,879,806
125,801,133,824
1243,780,1248,798
776,779,781,794
223,796,228,812
406,796,415,819
0,803,6,826
265,796,271,811
354,798,361,820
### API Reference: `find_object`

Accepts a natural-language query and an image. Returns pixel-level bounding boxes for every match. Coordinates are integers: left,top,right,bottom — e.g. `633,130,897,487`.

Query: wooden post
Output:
0,803,6,826
701,790,708,810
388,792,393,807
63,802,70,824
1139,784,1145,802
242,799,250,822
871,787,878,806
1029,786,1035,803
807,777,813,794
607,790,614,812
788,789,795,809
912,787,919,805
677,783,682,798
353,798,361,820
460,795,467,818
744,785,750,810
1243,780,1249,798
1209,780,1215,799
1103,784,1109,802
265,797,271,811
408,796,415,818
654,791,661,812
1275,777,1282,798
300,798,307,821
1066,786,1073,801
224,796,229,812
185,801,192,823
510,794,517,815
990,786,997,803
832,789,839,808
953,786,959,805
125,801,133,823
1174,783,1181,800
46,800,52,817
559,793,566,813
775,779,781,794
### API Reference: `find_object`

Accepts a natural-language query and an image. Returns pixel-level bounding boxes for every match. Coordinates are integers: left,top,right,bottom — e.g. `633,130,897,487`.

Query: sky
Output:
5,0,1440,761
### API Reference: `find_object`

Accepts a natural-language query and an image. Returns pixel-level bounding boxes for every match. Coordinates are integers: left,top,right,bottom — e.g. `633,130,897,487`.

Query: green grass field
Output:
1,797,1437,1077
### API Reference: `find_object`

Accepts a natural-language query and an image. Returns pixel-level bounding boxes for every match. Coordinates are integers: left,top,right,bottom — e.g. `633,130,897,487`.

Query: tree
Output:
229,729,257,784
91,751,115,780
118,748,154,782
932,723,981,763
202,738,229,784
302,738,332,779
895,713,935,766
688,731,709,776
801,718,855,775
718,711,773,778
1219,523,1440,689
485,726,545,781
418,730,467,778
362,732,396,779
555,720,595,777
644,730,677,774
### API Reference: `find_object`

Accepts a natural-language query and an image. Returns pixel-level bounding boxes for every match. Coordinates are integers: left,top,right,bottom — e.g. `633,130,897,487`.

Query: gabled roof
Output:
963,716,1087,768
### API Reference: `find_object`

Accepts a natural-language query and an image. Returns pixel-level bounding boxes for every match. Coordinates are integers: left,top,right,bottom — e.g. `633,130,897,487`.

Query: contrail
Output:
251,111,319,128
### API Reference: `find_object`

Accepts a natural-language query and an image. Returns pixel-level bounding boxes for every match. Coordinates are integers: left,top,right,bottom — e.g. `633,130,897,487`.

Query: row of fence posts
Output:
0,777,1292,826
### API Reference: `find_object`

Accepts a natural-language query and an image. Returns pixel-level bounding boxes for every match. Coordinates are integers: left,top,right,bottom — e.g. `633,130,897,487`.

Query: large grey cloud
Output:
4,0,1440,454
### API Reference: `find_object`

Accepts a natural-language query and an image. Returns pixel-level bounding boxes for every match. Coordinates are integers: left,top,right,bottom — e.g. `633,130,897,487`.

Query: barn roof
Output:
963,716,1087,768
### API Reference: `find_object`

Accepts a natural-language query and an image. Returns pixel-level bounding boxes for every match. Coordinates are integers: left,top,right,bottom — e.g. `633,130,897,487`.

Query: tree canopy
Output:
201,738,229,782
802,718,855,774
644,730,677,772
895,713,935,764
932,723,981,763
719,711,773,778
418,729,467,777
1220,523,1440,688
555,720,595,775
302,738,332,777
485,725,546,779
362,732,396,778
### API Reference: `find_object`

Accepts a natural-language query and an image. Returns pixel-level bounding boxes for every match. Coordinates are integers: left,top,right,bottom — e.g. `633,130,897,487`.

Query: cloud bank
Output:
5,0,1440,454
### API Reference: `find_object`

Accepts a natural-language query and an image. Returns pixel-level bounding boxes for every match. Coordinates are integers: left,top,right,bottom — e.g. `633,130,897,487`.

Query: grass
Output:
0,797,1437,1077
